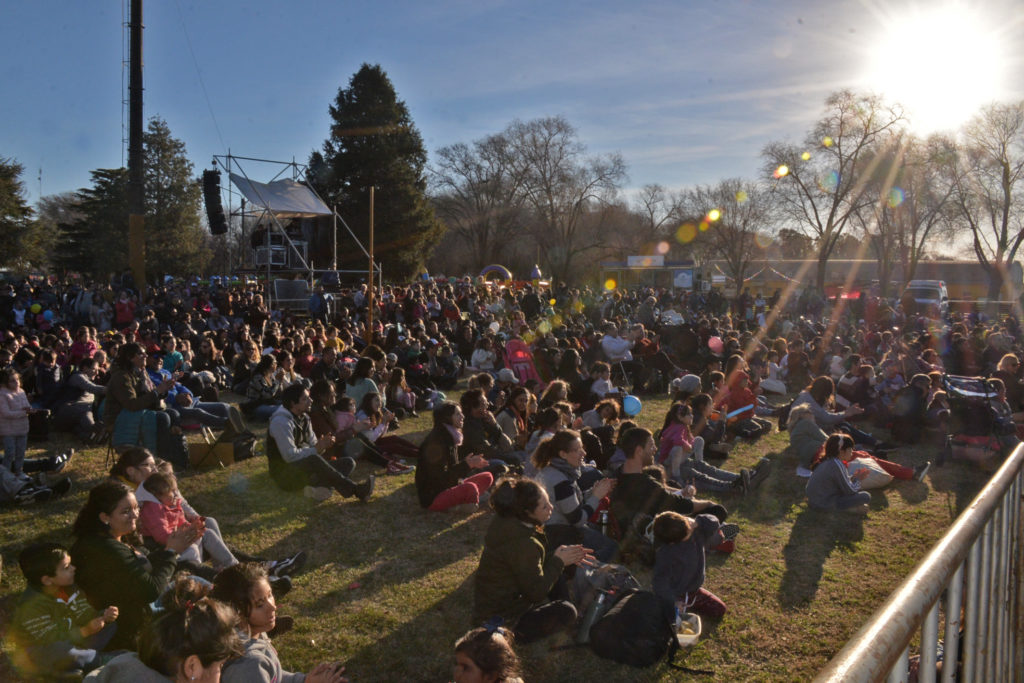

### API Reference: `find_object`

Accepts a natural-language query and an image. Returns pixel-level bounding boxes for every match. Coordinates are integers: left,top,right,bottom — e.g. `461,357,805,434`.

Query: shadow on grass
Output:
778,506,864,610
341,572,477,681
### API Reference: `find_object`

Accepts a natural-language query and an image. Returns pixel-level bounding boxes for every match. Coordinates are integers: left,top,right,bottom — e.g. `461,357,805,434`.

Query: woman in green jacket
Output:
70,480,200,650
472,478,593,643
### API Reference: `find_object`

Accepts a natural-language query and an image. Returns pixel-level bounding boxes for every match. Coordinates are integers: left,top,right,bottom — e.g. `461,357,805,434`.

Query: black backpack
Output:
589,589,677,667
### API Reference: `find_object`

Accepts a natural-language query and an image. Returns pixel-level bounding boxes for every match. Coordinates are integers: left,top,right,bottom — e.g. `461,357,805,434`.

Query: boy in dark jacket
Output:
651,511,734,619
10,542,119,678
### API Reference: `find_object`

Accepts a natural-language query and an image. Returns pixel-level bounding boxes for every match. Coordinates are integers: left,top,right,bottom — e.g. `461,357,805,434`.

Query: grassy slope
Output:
0,392,989,682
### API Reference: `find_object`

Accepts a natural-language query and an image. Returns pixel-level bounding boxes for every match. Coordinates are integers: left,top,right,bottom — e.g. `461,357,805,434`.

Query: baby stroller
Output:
940,375,1006,466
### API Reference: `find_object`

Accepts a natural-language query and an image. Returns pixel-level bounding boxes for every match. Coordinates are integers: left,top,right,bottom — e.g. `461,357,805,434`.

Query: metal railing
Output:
815,443,1024,683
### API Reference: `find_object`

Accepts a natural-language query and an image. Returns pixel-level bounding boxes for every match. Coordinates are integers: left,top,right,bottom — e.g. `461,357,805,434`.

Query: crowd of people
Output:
3,272,1022,680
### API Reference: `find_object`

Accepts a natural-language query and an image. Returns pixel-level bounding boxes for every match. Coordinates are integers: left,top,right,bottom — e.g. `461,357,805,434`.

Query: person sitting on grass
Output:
138,470,240,576
805,434,871,514
610,427,729,537
651,510,737,620
83,576,242,682
415,402,494,513
110,448,306,580
10,542,119,679
453,626,524,683
533,429,618,563
656,402,760,494
267,383,375,503
211,563,349,683
70,480,200,651
472,477,593,644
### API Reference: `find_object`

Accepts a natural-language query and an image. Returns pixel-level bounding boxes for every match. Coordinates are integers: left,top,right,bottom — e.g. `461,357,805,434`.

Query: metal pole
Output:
367,187,374,334
127,0,146,292
332,204,337,270
941,563,964,683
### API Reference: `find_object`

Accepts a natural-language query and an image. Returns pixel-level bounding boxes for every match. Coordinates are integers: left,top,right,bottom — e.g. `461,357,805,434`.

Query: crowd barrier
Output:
814,444,1024,682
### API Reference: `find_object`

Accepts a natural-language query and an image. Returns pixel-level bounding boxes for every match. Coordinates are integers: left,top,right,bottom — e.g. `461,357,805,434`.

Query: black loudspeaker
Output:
202,169,228,235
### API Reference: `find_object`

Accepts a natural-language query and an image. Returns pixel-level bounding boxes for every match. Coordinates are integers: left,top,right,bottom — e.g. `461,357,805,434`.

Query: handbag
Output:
847,457,893,489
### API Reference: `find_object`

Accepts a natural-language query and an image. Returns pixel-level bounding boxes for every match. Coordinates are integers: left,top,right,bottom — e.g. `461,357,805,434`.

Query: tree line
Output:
1,64,1022,298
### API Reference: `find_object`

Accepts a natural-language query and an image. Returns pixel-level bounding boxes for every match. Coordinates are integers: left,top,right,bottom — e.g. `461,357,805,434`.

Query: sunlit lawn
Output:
0,389,990,682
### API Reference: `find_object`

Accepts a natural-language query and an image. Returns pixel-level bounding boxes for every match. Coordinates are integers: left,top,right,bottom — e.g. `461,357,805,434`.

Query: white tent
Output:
228,173,331,217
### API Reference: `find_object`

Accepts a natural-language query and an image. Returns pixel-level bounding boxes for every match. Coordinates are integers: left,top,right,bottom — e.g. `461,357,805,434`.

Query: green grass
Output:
0,392,991,682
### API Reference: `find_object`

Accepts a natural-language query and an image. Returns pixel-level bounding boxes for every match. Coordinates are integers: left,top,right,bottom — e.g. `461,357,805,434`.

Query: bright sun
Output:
865,3,1006,134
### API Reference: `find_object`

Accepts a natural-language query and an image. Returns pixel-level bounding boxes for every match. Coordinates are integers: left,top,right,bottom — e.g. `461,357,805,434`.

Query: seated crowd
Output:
2,275,1021,678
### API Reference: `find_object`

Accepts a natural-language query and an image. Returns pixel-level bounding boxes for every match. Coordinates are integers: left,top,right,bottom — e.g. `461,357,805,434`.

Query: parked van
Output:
903,280,949,318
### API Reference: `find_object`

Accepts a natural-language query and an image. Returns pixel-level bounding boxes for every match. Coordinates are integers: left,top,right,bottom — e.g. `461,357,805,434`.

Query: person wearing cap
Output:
490,368,518,411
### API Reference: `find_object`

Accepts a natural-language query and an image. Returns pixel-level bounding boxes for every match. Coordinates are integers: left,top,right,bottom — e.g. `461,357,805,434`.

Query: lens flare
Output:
822,136,834,147
549,298,557,305
676,223,697,243
537,320,552,334
818,170,839,193
801,151,811,161
887,187,905,208
656,241,670,254
604,278,617,291
735,190,748,203
550,314,563,327
707,208,722,222
754,232,772,249
699,220,710,232
774,165,789,179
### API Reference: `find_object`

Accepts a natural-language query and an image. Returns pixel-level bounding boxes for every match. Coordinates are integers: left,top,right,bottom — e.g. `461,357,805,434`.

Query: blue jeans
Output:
250,403,280,421
3,434,28,475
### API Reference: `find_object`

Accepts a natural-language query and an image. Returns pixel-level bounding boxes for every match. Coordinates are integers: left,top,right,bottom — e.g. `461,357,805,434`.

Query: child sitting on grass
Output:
10,542,119,678
650,510,738,619
137,470,236,573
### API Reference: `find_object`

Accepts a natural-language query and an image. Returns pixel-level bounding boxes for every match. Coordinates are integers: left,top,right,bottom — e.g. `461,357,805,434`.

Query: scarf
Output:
445,424,464,447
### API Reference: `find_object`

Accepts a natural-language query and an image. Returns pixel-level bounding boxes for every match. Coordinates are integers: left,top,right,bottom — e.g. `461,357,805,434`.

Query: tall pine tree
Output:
308,64,443,279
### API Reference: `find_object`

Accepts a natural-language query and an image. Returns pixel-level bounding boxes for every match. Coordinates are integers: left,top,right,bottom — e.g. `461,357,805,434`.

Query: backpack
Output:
589,590,678,667
569,561,641,616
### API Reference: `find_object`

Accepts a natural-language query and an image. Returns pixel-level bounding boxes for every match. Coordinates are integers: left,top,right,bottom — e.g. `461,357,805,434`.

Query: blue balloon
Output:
623,394,642,417
43,310,54,321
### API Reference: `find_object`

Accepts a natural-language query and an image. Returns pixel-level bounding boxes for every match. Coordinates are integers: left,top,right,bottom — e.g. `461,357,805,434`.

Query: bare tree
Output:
429,133,526,267
678,178,775,287
762,90,904,291
505,116,627,282
941,101,1024,299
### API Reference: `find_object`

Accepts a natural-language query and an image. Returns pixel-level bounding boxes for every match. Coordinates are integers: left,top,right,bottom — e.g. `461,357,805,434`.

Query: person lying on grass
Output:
472,477,594,643
211,563,349,683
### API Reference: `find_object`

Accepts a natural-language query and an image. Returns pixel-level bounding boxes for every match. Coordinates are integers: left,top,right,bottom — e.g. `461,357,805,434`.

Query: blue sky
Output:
3,0,1022,206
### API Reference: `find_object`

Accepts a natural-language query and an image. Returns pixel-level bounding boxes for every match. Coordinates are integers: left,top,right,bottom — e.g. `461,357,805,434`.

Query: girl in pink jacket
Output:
0,368,33,476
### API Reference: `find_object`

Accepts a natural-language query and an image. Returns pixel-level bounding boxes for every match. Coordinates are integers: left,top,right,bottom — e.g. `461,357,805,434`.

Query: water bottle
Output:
599,510,609,536
576,591,609,644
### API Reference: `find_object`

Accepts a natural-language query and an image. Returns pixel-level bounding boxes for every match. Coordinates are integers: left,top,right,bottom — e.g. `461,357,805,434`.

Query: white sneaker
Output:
303,486,333,502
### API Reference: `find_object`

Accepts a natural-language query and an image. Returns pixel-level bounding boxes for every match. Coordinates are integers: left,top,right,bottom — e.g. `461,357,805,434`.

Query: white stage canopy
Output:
228,173,331,217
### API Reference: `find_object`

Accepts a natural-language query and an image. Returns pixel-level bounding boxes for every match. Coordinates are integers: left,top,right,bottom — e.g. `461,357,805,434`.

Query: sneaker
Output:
16,486,52,505
841,503,871,515
750,459,773,488
269,575,292,599
734,469,750,496
913,461,931,482
49,477,73,498
269,551,307,578
385,461,415,475
354,475,375,502
303,486,334,502
720,523,740,542
227,406,247,436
